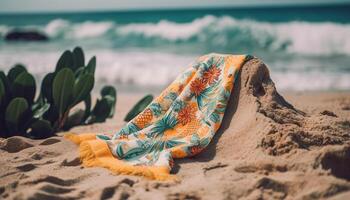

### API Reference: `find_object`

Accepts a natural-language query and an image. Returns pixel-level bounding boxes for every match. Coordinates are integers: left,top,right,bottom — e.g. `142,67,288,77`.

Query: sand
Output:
1,58,350,200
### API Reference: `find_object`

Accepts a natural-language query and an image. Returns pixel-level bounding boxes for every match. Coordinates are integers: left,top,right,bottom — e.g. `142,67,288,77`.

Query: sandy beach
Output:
1,59,349,200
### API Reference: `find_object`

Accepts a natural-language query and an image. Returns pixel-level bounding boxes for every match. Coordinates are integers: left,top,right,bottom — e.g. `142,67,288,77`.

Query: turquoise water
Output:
0,5,350,91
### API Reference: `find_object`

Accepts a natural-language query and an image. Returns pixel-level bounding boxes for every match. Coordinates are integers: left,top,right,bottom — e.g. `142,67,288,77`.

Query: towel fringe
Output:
66,133,178,181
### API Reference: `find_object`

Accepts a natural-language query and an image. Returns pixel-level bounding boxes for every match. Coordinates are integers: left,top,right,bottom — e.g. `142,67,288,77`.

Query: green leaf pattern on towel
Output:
96,53,250,169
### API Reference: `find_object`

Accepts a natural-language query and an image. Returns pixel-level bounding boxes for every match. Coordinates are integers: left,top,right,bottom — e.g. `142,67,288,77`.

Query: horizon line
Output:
1,2,349,15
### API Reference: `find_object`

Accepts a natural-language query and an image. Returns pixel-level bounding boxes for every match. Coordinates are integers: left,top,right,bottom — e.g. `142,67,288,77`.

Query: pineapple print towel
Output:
65,53,249,180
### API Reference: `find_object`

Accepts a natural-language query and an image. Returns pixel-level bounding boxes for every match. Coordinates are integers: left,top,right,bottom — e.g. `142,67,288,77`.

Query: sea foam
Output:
1,15,350,56
1,15,350,91
0,49,349,92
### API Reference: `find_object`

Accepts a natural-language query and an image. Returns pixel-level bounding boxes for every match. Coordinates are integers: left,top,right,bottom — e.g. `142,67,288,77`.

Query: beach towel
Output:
65,53,250,180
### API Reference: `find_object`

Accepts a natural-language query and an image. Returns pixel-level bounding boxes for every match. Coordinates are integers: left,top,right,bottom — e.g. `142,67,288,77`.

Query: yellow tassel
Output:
66,133,178,181
64,133,97,145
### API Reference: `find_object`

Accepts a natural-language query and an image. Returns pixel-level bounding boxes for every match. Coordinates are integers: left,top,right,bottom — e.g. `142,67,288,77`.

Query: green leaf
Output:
72,47,85,70
55,50,74,72
116,143,125,158
203,119,211,127
12,71,36,104
64,109,85,129
74,67,85,78
123,147,145,160
118,123,140,135
7,64,27,83
149,103,162,116
30,119,54,139
74,54,96,77
200,137,211,148
149,140,165,152
82,94,91,122
0,71,10,93
0,71,10,111
171,100,184,112
0,77,5,107
52,68,74,116
73,73,94,105
124,94,153,122
209,112,220,123
96,134,111,140
86,56,96,74
83,85,115,124
163,113,178,128
90,98,111,123
148,114,177,138
40,73,54,103
32,102,50,119
101,86,116,117
44,105,59,126
165,139,185,149
5,97,29,132
101,85,116,97
197,95,204,111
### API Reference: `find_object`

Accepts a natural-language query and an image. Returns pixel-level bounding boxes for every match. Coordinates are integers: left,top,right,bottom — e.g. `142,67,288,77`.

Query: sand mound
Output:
0,58,350,200
190,58,350,199
217,58,349,157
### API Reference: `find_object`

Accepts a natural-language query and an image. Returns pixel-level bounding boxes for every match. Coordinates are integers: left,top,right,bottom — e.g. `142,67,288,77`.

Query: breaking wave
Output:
1,15,350,56
1,15,350,91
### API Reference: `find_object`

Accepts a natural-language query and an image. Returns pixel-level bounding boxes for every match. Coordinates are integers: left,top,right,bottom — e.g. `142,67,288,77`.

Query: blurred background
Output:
0,0,349,93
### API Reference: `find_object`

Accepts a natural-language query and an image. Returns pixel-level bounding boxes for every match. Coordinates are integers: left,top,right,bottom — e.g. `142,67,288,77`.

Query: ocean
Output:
0,5,350,92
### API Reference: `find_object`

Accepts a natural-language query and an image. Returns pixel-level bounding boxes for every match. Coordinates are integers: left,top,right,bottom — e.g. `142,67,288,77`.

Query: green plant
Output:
0,47,117,139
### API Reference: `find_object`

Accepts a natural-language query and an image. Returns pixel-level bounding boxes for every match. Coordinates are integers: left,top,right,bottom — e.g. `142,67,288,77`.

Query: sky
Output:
1,0,350,13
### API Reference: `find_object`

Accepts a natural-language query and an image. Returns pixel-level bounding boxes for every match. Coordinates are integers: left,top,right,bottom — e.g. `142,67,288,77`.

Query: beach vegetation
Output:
0,47,116,138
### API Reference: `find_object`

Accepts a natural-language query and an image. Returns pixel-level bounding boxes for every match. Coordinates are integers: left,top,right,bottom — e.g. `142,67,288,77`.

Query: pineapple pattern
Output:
67,53,250,180
134,108,153,129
